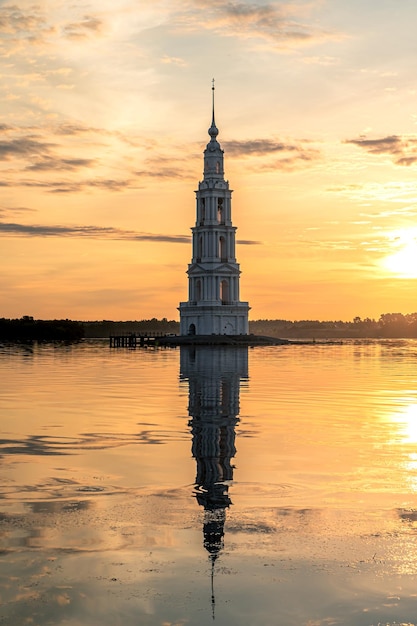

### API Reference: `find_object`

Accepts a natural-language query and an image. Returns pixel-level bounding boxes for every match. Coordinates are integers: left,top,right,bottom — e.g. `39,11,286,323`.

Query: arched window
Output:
219,236,226,261
197,235,203,261
220,279,229,304
195,279,202,302
217,198,223,223
188,323,196,336
201,198,205,223
216,161,220,174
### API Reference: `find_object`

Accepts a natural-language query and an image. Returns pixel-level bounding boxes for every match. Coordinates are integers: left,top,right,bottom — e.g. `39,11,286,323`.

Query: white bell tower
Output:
179,82,250,336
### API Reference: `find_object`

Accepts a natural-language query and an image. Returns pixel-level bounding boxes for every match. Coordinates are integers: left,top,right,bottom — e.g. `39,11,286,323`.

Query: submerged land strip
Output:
159,334,290,346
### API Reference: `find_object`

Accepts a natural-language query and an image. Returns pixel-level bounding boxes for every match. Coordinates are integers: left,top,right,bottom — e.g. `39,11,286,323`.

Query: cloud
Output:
26,157,96,172
0,136,56,160
225,138,295,156
0,221,190,243
52,123,101,136
0,131,98,170
0,5,52,41
0,5,104,59
346,135,417,166
327,182,417,206
134,167,191,180
16,178,134,193
0,123,15,132
301,55,339,66
0,205,36,218
62,15,104,40
134,153,197,180
224,138,321,170
174,0,343,49
0,123,167,190
160,55,188,67
225,138,316,156
0,221,261,245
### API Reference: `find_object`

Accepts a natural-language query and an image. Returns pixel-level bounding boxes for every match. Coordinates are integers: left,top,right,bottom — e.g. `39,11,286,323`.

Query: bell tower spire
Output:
179,83,250,337
203,79,224,181
209,78,217,136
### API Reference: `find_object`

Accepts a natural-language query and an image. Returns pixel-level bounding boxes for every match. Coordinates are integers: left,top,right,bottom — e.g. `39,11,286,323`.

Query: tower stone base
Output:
179,302,249,336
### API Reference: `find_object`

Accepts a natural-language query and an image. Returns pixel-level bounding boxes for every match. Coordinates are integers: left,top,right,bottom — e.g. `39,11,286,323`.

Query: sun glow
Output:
382,230,417,278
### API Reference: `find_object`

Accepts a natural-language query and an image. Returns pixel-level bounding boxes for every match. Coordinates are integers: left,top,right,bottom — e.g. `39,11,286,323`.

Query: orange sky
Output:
2,1,417,322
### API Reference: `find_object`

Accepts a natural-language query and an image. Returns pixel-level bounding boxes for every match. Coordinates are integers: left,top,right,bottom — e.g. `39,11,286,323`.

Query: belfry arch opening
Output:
217,198,224,223
219,236,226,262
220,279,229,304
195,279,202,302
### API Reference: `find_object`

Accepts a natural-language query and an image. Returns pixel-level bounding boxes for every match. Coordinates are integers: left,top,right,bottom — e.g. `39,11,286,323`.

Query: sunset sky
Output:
2,0,417,322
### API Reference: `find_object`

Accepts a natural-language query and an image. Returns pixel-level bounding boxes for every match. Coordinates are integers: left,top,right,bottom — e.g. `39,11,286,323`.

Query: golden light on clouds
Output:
2,1,417,320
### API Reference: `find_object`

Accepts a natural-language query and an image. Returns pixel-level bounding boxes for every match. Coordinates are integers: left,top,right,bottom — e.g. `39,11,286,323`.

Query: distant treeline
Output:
250,313,417,339
3,313,417,341
83,318,179,338
0,316,84,341
82,313,417,339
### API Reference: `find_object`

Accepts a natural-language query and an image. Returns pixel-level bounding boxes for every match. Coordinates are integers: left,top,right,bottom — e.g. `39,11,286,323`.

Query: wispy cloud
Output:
0,5,104,46
225,139,295,156
0,123,147,191
0,222,190,243
0,132,100,175
160,55,188,67
52,123,102,136
346,135,417,167
0,5,53,44
224,138,321,170
0,221,261,245
134,152,198,180
62,15,104,40
328,181,417,205
0,136,56,160
134,168,191,180
25,157,96,172
173,0,343,49
0,205,35,218
2,178,134,194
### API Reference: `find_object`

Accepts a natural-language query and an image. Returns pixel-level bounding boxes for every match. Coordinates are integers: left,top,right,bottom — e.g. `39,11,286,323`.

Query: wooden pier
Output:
109,332,171,348
109,332,296,348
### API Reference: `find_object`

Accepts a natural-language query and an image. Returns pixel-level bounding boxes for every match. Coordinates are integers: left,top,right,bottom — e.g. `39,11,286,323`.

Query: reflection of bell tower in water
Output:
180,346,248,613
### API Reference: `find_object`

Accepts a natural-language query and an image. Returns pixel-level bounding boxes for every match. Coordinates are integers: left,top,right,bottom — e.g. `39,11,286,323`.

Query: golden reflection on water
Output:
2,340,417,624
385,401,417,495
391,402,417,443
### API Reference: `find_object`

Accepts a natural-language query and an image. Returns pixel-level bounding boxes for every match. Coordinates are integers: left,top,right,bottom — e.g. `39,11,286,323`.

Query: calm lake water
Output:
2,339,417,625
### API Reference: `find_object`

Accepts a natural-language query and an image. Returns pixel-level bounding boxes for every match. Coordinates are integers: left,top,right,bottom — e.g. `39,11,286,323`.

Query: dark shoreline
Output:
3,314,417,341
